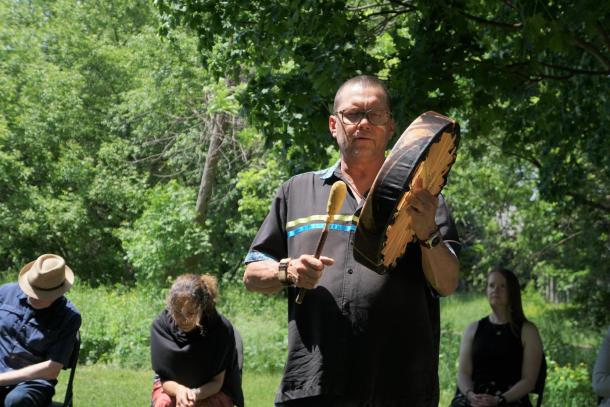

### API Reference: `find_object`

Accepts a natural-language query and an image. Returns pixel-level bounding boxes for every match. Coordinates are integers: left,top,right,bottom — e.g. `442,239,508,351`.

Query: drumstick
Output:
295,181,347,304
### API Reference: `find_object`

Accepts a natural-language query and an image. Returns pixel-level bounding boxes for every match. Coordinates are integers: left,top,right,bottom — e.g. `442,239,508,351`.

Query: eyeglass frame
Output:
333,108,392,126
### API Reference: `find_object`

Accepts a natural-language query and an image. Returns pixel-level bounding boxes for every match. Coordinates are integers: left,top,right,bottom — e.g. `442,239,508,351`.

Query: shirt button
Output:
347,268,353,274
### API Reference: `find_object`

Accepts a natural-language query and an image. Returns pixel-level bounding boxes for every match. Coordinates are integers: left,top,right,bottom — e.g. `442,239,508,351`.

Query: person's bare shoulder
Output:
463,320,480,340
521,321,542,346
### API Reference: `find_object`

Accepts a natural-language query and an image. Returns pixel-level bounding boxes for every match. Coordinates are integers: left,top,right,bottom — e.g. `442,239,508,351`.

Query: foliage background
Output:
2,0,607,324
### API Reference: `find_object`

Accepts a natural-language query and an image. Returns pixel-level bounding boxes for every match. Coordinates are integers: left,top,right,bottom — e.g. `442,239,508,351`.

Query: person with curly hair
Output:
150,274,243,407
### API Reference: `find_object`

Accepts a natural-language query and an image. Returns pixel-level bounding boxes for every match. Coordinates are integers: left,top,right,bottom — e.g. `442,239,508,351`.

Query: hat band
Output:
31,280,66,292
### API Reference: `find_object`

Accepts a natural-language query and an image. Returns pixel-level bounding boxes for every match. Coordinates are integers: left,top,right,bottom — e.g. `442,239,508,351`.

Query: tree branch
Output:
457,9,522,30
595,21,610,51
573,35,610,70
529,231,583,261
539,62,610,75
356,5,415,19
501,0,519,12
566,191,610,212
347,2,392,12
501,148,543,170
504,60,609,83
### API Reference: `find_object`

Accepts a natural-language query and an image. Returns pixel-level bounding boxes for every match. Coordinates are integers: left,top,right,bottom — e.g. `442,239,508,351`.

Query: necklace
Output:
489,315,505,336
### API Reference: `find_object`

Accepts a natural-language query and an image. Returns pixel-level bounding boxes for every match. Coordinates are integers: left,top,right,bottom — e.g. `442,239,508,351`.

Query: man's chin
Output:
347,148,384,161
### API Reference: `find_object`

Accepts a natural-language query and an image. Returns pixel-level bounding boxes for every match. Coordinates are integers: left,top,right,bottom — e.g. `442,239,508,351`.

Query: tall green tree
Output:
156,0,609,323
0,0,276,284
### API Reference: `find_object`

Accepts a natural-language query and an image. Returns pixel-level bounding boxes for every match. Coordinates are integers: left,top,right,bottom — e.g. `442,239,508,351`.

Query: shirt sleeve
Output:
593,328,610,397
47,310,81,367
244,181,289,263
436,194,461,257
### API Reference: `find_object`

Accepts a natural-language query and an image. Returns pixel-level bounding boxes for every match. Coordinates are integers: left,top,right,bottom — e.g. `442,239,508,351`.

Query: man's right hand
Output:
288,255,334,289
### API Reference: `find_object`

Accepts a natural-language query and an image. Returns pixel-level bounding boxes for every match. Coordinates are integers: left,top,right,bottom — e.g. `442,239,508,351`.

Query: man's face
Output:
27,296,56,309
329,83,395,162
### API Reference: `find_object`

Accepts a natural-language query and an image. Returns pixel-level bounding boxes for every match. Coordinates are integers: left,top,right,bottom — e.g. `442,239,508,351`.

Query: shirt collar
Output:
18,288,65,311
317,160,341,180
17,288,28,304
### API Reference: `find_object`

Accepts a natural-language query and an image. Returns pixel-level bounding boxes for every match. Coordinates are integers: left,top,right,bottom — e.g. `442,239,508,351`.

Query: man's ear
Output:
387,117,396,138
329,115,338,138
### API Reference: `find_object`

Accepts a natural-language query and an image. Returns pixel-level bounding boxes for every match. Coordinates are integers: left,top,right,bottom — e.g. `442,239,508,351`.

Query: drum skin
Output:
354,111,460,274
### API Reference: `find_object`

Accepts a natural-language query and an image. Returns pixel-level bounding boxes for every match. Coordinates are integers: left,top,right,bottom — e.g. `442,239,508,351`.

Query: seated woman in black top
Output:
450,268,543,407
150,274,244,407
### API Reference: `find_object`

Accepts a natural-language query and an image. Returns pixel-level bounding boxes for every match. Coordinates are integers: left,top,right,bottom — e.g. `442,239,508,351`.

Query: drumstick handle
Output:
295,180,346,305
295,226,329,304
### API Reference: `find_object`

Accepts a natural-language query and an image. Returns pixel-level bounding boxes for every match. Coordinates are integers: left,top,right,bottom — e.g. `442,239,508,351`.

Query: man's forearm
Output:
0,360,62,386
421,242,459,296
243,260,283,294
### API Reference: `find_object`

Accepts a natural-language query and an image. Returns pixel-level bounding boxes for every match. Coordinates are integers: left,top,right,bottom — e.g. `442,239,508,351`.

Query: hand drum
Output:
354,111,460,273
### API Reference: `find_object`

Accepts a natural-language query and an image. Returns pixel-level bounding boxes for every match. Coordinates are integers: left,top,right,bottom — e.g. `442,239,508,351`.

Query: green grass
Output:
54,365,280,407
54,365,152,406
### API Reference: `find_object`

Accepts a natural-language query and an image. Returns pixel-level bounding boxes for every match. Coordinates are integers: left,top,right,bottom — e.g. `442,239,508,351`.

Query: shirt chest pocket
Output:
0,305,55,368
7,320,58,369
0,304,25,339
22,319,60,356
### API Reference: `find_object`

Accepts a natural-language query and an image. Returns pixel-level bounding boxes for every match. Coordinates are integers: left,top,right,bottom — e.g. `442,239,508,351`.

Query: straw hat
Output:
18,254,74,300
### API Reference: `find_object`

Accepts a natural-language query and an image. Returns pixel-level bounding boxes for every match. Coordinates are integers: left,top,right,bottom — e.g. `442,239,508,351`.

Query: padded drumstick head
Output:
327,181,347,217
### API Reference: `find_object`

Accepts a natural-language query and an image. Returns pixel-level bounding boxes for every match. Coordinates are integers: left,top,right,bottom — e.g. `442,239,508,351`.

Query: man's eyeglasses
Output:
334,109,391,126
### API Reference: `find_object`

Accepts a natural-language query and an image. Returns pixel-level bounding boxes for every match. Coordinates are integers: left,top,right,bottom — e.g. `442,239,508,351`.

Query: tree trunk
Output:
195,112,226,223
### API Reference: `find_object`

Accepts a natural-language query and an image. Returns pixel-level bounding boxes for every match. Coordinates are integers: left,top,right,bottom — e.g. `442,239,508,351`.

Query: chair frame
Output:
532,353,547,407
51,331,80,407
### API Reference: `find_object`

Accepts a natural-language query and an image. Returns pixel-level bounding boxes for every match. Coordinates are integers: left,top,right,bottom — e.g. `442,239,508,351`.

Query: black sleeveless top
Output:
472,316,523,390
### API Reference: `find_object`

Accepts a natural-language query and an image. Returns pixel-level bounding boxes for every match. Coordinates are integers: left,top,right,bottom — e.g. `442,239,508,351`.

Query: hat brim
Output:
18,260,74,301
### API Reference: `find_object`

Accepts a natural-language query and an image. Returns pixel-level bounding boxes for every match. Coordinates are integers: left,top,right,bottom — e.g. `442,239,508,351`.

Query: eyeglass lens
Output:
339,109,389,126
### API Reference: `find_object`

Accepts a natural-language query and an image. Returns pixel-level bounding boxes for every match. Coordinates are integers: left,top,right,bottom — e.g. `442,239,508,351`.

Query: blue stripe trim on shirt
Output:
287,223,356,238
244,250,276,264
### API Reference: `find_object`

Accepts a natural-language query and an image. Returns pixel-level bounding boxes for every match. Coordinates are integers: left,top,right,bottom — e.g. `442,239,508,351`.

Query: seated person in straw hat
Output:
0,254,81,407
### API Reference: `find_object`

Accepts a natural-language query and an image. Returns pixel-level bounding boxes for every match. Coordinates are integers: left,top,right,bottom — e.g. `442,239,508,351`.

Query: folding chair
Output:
531,353,547,407
51,331,80,407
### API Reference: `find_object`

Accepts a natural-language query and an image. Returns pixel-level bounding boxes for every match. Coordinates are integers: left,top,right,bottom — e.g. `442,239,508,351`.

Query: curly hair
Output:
166,274,219,331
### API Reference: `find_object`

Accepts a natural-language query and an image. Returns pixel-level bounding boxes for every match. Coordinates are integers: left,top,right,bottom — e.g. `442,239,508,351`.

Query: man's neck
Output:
340,155,384,199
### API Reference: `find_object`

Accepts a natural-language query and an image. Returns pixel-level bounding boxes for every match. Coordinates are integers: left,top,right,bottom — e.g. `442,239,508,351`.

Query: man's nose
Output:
357,114,372,127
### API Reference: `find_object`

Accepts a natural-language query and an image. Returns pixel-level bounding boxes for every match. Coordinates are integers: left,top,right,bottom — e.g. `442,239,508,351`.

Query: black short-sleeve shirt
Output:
245,163,460,406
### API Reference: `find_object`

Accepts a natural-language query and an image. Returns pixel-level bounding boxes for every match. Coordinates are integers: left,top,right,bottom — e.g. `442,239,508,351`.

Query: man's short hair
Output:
333,75,391,113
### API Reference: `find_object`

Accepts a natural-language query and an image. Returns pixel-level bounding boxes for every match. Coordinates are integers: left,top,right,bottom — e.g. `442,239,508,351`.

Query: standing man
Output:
0,254,81,406
244,75,460,406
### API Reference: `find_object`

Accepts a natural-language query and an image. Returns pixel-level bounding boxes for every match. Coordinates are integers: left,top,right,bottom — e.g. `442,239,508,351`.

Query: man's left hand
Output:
405,178,438,240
